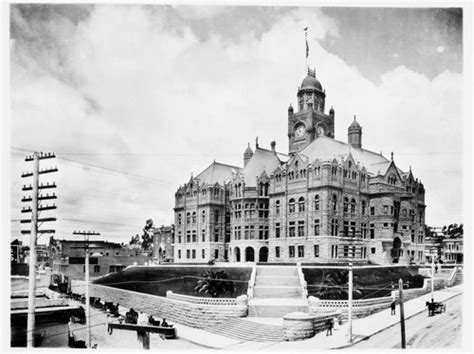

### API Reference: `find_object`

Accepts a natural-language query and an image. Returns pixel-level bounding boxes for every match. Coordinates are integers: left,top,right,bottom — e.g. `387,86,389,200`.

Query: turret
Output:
348,115,362,149
243,143,253,167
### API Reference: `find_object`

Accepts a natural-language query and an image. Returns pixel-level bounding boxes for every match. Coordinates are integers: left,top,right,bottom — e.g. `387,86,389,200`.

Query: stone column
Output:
283,312,315,341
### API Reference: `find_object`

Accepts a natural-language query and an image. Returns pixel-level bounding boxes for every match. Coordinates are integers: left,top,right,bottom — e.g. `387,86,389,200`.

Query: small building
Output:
152,225,174,262
442,235,463,264
50,239,152,280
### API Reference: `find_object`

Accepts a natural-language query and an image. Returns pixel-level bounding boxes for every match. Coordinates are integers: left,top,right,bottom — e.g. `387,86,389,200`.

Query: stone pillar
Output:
283,312,315,341
236,294,248,307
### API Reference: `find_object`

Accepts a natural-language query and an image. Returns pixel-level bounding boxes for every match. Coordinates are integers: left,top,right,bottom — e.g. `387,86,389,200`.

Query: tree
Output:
193,270,235,298
141,219,154,251
129,234,140,245
315,269,363,300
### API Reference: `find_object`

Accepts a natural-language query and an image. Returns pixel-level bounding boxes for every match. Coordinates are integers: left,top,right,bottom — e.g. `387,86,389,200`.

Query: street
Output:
353,294,462,349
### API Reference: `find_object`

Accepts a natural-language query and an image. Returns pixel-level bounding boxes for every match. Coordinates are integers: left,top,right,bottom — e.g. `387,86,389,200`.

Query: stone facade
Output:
173,67,427,265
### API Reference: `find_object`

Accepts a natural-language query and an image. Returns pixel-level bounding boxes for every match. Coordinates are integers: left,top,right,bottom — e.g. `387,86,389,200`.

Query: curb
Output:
331,290,462,350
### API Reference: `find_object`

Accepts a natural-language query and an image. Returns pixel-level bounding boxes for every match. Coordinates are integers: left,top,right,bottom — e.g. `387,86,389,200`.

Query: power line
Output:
11,147,172,186
57,156,171,185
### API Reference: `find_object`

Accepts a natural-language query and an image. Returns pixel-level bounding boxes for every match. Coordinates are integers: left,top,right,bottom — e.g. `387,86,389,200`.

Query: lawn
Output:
303,266,427,300
93,266,252,298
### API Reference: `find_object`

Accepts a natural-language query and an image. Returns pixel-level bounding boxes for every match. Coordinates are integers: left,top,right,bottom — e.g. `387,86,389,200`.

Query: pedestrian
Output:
333,316,339,330
391,300,396,315
435,264,438,274
325,318,334,336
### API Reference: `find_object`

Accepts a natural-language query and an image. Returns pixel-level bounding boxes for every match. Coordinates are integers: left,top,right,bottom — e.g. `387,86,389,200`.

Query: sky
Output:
8,4,464,244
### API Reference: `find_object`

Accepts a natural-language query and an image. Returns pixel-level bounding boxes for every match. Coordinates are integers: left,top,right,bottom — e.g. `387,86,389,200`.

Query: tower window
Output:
289,198,295,213
314,195,320,211
298,197,305,212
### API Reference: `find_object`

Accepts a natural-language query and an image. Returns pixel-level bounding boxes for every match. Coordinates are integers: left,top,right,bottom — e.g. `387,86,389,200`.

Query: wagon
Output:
426,301,446,316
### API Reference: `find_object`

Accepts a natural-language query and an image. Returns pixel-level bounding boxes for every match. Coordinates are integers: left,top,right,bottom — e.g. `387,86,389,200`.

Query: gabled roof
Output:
242,148,282,187
195,161,241,185
299,136,395,175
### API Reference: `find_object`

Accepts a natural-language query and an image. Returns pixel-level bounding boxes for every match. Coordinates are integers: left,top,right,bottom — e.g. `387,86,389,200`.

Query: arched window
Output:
178,213,182,225
186,212,191,224
332,194,337,211
298,197,305,212
343,197,349,213
192,211,196,224
275,200,281,215
289,198,295,213
350,199,356,214
314,195,320,211
201,210,206,222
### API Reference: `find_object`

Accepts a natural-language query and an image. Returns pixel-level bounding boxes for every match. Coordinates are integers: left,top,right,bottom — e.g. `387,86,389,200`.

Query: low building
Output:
442,235,463,264
152,225,174,262
50,239,152,280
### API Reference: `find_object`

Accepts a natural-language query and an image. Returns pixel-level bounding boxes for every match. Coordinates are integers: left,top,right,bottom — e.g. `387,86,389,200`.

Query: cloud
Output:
437,45,445,53
10,5,463,242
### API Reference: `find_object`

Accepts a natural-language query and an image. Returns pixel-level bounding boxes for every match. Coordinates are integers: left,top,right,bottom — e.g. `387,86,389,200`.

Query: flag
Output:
304,27,309,58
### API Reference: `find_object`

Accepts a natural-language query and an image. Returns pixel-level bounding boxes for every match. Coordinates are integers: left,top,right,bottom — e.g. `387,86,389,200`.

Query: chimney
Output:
271,141,276,152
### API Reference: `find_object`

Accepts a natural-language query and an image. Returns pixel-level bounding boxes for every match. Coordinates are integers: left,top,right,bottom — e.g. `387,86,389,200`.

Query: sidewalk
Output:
175,284,463,350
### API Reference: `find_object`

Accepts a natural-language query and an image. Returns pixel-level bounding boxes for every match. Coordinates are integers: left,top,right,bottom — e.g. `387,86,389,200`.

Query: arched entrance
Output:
391,237,402,263
234,247,241,262
245,247,255,262
259,247,268,262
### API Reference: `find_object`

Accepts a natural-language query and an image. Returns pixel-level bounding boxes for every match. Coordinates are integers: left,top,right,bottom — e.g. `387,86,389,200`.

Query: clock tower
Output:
288,67,335,155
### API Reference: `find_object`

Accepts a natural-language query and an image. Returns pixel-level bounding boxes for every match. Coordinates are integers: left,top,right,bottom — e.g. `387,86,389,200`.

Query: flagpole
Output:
304,27,308,72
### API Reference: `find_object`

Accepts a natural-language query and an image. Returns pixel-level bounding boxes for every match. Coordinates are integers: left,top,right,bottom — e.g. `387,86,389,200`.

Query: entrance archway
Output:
391,237,402,263
245,247,255,262
259,247,268,262
234,247,241,262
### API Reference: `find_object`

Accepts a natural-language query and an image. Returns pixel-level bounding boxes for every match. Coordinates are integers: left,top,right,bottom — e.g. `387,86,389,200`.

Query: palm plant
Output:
315,269,363,300
193,270,235,298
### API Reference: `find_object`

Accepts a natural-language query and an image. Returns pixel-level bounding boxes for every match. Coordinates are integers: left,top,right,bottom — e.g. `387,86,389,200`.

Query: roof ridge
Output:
313,136,389,160
212,161,242,169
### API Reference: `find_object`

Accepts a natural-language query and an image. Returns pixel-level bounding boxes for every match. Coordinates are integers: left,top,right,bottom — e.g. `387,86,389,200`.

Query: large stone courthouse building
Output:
173,67,426,265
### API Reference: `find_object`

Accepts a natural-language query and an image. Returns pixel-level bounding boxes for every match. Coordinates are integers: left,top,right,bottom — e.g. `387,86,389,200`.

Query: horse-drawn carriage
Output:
426,301,446,316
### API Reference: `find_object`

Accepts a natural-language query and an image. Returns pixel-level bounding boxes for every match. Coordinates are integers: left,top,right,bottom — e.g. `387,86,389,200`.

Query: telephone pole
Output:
431,254,435,302
21,152,57,347
73,230,101,348
398,278,406,349
348,262,353,343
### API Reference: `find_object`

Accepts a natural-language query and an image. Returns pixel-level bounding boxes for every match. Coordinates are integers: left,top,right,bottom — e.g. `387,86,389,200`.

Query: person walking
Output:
391,300,396,315
326,318,334,336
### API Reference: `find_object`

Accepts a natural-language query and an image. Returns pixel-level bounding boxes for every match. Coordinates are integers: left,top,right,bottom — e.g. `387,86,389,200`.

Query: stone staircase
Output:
204,318,284,342
451,268,463,286
248,266,309,317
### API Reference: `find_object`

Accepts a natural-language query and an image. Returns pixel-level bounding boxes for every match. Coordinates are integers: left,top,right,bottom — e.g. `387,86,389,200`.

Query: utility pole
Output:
73,231,101,349
21,152,57,347
348,262,353,343
431,254,435,302
398,278,406,349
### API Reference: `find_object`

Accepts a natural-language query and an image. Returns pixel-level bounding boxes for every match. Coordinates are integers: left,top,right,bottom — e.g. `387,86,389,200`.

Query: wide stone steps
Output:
204,318,284,342
248,304,309,317
255,275,300,286
253,285,302,298
256,266,298,277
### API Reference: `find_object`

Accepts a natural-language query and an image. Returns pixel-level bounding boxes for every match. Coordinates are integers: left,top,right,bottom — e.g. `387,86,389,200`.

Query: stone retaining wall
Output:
309,278,446,320
70,281,247,328
283,312,339,341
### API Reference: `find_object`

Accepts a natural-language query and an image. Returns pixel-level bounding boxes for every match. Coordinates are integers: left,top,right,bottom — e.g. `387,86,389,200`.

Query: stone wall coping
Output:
166,291,242,306
283,311,314,320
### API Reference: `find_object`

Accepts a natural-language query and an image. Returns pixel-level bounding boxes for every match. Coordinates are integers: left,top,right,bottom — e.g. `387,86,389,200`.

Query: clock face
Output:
295,125,305,139
317,125,325,137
